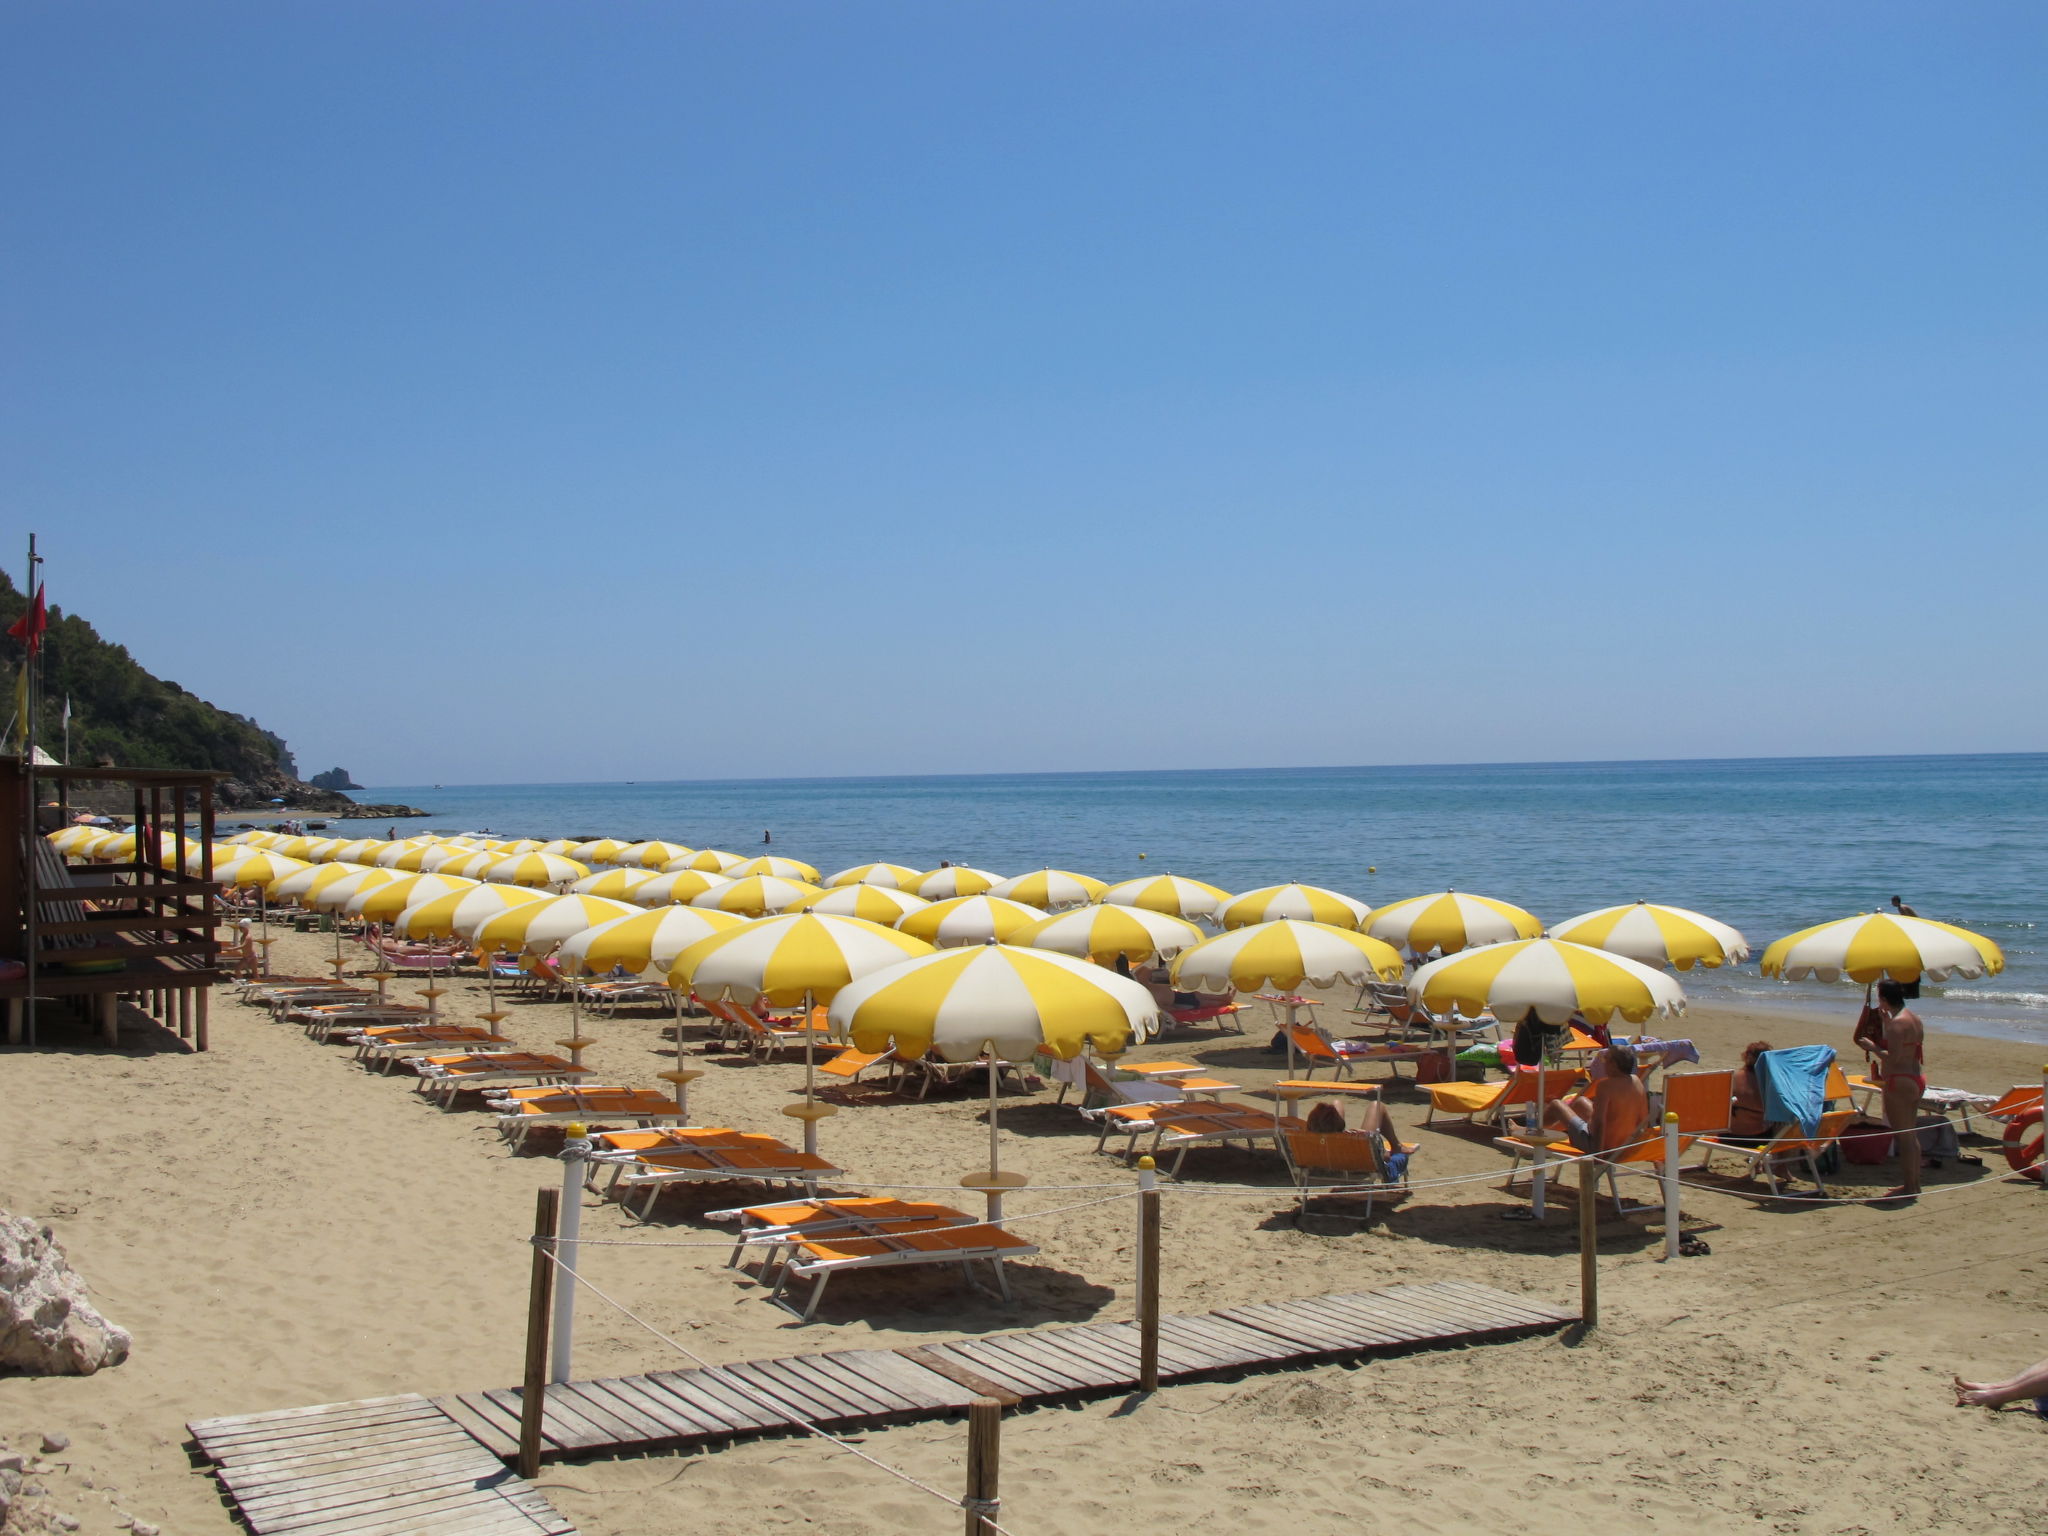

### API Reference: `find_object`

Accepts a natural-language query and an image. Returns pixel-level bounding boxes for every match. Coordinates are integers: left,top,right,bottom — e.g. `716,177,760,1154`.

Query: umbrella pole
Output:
802,990,819,1157
986,1058,1004,1221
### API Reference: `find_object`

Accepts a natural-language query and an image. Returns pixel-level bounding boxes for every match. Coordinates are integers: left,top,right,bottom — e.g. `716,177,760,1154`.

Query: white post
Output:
986,1062,1004,1221
1662,1110,1682,1258
549,1127,591,1385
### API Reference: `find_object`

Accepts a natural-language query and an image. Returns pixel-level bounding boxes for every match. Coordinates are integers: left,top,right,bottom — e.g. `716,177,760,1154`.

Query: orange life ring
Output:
2002,1109,2044,1182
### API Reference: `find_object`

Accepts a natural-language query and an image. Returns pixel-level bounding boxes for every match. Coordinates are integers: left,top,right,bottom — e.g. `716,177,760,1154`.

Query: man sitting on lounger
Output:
1545,1043,1650,1154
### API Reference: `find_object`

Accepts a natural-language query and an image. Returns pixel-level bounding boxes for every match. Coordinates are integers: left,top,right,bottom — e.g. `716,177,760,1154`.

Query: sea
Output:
340,754,2048,1046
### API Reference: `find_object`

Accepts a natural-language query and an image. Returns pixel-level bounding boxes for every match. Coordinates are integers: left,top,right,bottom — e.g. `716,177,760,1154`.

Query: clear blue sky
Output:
5,2,2043,784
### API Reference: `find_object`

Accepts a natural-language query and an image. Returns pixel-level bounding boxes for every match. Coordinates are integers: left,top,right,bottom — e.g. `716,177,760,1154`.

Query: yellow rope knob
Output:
1664,1112,1679,1125
1137,1156,1156,1171
565,1122,587,1138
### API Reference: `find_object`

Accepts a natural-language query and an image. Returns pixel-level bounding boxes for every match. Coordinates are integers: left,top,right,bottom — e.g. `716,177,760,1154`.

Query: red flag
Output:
7,584,45,655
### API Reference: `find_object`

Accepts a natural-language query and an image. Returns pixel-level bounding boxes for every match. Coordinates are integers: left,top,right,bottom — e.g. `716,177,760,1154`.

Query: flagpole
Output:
21,532,40,1049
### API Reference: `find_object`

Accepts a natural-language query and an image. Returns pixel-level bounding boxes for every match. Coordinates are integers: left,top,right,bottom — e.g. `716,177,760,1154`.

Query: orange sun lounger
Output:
485,1086,690,1148
1425,1067,1588,1129
590,1126,843,1217
407,1051,591,1105
768,1219,1041,1321
1279,1129,1417,1222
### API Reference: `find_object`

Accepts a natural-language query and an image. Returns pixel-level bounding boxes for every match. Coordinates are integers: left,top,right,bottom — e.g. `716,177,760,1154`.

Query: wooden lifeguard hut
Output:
2,757,229,1049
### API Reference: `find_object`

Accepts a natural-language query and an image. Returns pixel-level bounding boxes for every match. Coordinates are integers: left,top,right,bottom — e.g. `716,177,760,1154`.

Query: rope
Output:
534,1245,1023,1536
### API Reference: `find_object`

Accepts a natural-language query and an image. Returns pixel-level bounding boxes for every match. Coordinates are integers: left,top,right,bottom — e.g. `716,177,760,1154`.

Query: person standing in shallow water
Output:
1890,895,1919,917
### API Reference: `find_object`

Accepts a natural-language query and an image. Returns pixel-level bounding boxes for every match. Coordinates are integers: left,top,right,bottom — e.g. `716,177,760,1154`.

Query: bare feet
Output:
1954,1376,2002,1408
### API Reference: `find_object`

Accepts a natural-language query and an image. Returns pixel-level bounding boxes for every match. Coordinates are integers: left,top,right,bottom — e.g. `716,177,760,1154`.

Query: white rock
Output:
131,1524,161,1536
0,1215,130,1375
40,1432,69,1454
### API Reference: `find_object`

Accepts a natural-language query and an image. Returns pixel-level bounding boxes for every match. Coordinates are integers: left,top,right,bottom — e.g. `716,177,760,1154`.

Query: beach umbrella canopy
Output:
326,838,386,864
629,869,734,907
807,883,931,925
570,838,630,865
898,894,1044,948
1550,902,1751,972
485,852,590,888
472,893,641,954
1014,903,1204,965
909,866,1001,900
1365,890,1542,955
1759,913,2005,984
830,943,1157,1062
570,867,659,899
270,836,324,861
1218,882,1372,931
48,826,106,854
386,841,472,872
536,839,584,857
728,855,823,882
1099,873,1231,921
1172,919,1405,994
669,848,746,873
428,850,502,879
222,830,269,846
396,881,550,940
220,853,312,889
621,840,694,869
988,869,1108,911
491,838,549,855
350,872,482,921
307,866,402,911
673,912,935,1007
824,862,923,890
1412,938,1685,1026
181,843,247,875
689,874,827,916
272,861,375,906
559,905,747,976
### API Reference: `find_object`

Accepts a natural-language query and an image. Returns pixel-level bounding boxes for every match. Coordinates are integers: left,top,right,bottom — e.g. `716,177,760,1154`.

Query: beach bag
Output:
1416,1051,1451,1085
1842,1119,1893,1165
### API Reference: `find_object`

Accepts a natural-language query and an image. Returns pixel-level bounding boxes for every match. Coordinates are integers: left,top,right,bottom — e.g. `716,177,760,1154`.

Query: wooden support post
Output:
1577,1159,1598,1328
1137,1155,1160,1392
518,1185,561,1480
195,987,208,1052
963,1395,1002,1536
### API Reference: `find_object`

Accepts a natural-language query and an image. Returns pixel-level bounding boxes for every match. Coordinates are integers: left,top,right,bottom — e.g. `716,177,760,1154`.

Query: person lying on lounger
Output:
1544,1043,1650,1154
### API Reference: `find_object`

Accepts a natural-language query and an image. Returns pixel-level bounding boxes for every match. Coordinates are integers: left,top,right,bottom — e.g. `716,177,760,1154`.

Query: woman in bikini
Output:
1873,978,1926,1199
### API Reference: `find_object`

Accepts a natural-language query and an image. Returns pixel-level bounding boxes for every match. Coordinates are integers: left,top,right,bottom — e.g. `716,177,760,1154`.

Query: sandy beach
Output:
4,928,2046,1535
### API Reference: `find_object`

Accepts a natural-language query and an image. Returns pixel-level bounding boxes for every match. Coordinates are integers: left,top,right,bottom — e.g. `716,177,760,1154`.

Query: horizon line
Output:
363,748,2046,794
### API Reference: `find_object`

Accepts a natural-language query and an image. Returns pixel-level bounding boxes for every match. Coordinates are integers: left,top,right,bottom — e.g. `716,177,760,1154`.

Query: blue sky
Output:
5,2,2043,784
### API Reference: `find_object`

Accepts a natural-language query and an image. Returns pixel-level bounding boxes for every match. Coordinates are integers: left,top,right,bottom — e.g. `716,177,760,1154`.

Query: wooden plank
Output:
195,1403,444,1456
481,1389,603,1454
1296,1293,1432,1344
695,1362,819,1428
951,1335,1091,1394
1268,1295,1414,1347
248,1483,523,1536
567,1380,677,1444
1022,1327,1138,1381
824,1350,978,1412
225,1440,486,1493
190,1394,429,1438
968,1333,1124,1391
433,1396,522,1460
211,1420,476,1471
1157,1316,1270,1368
543,1383,647,1446
1359,1286,1498,1337
594,1375,725,1439
747,1357,872,1421
717,1360,839,1424
440,1394,528,1456
642,1370,776,1434
935,1340,1066,1397
780,1354,912,1417
895,1345,1022,1405
1421,1279,1574,1325
231,1456,512,1520
1210,1304,1354,1352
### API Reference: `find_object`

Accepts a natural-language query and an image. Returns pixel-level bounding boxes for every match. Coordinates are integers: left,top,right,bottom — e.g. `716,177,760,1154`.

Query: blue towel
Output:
1757,1044,1836,1137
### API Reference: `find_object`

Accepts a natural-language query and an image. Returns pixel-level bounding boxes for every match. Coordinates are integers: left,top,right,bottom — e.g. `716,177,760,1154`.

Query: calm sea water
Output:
343,754,2048,1045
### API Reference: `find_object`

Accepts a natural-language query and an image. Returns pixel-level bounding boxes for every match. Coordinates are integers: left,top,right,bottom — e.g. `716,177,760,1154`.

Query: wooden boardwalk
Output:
188,1394,576,1536
438,1279,1572,1459
190,1280,1570,1530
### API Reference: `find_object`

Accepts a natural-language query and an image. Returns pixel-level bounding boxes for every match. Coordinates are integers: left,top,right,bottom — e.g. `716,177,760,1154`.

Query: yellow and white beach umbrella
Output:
396,882,549,940
909,866,1001,900
472,894,641,955
1365,890,1542,956
222,829,268,846
675,913,935,1008
485,852,590,889
824,862,922,889
372,842,426,868
570,867,659,900
808,883,931,925
728,854,823,883
560,905,747,977
491,838,548,856
536,839,584,857
349,872,482,922
1550,902,1751,972
272,861,373,907
1014,903,1204,965
307,866,402,911
570,838,630,865
669,848,745,873
1099,873,1231,921
270,836,324,861
297,837,348,862
1760,913,2005,984
181,842,247,875
898,894,1045,948
219,853,311,889
1412,938,1685,1026
417,844,488,872
831,942,1157,1202
988,869,1108,911
326,838,386,864
620,840,694,869
1218,882,1372,931
629,869,734,907
47,826,106,855
430,850,503,880
1171,919,1404,995
688,874,826,916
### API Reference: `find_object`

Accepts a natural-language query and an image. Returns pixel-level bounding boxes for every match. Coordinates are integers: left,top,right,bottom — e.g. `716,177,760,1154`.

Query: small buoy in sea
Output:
1368,866,1377,874
1138,852,1146,859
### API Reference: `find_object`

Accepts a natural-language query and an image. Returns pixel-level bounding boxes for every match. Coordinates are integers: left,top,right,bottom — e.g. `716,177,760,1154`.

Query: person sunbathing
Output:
1953,1356,2048,1415
1727,1039,1773,1141
1545,1043,1650,1153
